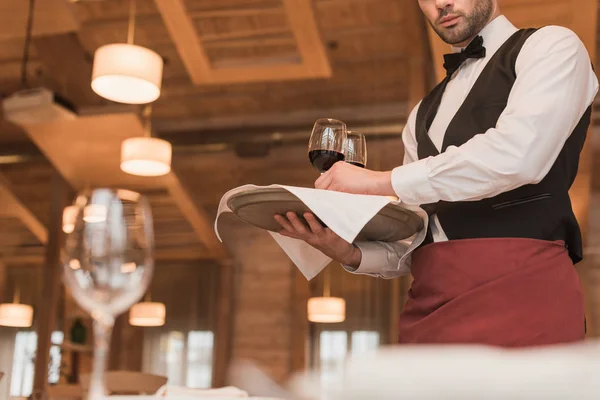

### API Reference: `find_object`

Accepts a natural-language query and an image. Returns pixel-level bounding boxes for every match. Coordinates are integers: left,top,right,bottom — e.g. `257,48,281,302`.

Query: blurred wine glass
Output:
62,188,154,400
308,118,347,173
344,131,367,168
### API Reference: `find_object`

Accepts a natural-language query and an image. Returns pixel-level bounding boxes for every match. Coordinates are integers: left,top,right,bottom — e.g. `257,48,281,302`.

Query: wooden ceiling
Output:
0,0,598,269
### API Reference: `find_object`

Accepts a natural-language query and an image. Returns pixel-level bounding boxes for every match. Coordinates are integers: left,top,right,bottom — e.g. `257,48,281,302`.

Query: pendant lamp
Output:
0,288,33,328
91,0,163,104
120,105,172,177
129,294,166,327
307,267,346,323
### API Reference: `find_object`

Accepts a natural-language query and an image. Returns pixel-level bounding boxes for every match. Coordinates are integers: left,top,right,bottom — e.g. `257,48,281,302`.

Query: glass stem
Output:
88,314,114,400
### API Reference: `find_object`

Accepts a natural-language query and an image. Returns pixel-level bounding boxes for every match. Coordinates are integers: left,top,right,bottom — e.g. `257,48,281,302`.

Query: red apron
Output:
398,238,585,347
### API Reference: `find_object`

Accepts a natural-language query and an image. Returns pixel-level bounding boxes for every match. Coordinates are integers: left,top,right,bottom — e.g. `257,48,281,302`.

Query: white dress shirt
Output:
345,15,599,278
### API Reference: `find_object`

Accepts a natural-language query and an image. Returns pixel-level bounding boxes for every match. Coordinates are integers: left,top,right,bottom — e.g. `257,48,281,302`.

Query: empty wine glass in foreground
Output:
62,188,154,400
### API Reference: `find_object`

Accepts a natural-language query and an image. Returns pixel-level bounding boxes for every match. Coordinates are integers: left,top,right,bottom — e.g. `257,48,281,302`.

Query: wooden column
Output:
33,171,70,395
211,258,234,388
290,268,310,372
0,262,6,303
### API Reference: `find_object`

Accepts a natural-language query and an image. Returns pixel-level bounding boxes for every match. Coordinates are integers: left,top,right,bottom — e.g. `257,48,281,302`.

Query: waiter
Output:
274,0,599,347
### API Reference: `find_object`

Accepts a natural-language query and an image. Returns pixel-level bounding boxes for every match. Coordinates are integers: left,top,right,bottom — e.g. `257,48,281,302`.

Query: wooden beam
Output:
33,171,70,396
282,0,331,77
154,0,218,84
153,102,408,133
0,172,48,244
32,33,100,106
164,173,228,260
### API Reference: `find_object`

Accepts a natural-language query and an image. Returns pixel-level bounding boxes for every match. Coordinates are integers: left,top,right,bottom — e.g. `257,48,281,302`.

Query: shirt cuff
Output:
391,158,439,205
341,241,390,276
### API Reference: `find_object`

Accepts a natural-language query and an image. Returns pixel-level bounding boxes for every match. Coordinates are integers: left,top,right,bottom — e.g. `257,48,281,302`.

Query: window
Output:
10,331,64,397
186,331,214,389
317,330,380,385
351,331,380,355
144,330,214,389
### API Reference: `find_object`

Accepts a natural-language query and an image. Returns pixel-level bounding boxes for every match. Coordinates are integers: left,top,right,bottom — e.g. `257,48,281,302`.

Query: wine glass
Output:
308,118,347,173
344,131,367,168
62,188,154,400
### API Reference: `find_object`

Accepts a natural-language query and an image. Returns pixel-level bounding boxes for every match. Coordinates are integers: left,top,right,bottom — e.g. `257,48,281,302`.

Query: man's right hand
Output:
273,211,362,268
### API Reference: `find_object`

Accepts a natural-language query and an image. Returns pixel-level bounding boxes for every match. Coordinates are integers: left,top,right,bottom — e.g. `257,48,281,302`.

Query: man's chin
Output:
436,28,469,45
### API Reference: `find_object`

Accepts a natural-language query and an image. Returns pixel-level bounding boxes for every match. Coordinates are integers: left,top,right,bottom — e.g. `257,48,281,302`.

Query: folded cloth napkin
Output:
215,184,428,280
155,385,248,398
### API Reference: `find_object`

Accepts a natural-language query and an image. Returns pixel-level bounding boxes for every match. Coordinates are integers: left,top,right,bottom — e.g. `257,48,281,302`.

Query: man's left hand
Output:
314,161,395,196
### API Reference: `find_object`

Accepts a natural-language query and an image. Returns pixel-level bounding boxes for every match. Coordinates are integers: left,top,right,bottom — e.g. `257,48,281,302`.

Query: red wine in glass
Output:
308,149,345,172
308,118,347,173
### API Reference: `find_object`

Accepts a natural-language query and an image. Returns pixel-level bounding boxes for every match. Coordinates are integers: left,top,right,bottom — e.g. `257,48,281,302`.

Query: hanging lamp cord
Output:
127,0,137,45
20,0,36,88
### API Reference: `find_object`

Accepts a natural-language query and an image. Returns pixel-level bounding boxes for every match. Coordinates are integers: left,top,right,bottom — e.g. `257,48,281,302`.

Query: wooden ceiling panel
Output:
194,6,288,38
0,0,78,41
154,0,331,84
77,17,172,51
324,26,407,63
184,0,281,12
69,0,159,23
206,42,299,65
315,0,404,32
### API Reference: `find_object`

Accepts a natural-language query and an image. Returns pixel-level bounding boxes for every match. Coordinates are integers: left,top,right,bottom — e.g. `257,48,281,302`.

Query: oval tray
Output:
227,188,423,242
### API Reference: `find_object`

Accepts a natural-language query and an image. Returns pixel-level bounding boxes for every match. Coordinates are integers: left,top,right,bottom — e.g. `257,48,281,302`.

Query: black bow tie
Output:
443,35,486,77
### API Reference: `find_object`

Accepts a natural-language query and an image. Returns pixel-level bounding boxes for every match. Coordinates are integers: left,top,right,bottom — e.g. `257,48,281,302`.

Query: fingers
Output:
315,171,332,190
286,212,310,233
304,212,324,234
274,214,295,233
274,212,309,234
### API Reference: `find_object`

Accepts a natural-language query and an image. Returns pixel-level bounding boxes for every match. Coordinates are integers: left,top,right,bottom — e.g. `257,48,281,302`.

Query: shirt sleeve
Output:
391,26,599,205
341,102,422,278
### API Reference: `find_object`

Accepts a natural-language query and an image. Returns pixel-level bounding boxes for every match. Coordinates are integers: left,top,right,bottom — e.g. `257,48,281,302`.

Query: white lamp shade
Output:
0,303,34,328
91,43,163,104
121,137,172,177
307,297,346,323
129,302,166,327
62,205,78,233
83,204,107,223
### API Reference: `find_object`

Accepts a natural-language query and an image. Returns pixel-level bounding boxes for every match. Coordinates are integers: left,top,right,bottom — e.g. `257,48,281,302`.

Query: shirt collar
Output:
451,15,518,55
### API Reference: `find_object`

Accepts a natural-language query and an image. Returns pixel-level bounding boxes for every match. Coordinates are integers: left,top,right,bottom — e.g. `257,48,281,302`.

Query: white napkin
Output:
215,184,428,280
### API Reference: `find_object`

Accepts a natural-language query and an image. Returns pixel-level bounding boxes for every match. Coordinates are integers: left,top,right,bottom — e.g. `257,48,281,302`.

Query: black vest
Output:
417,28,591,264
